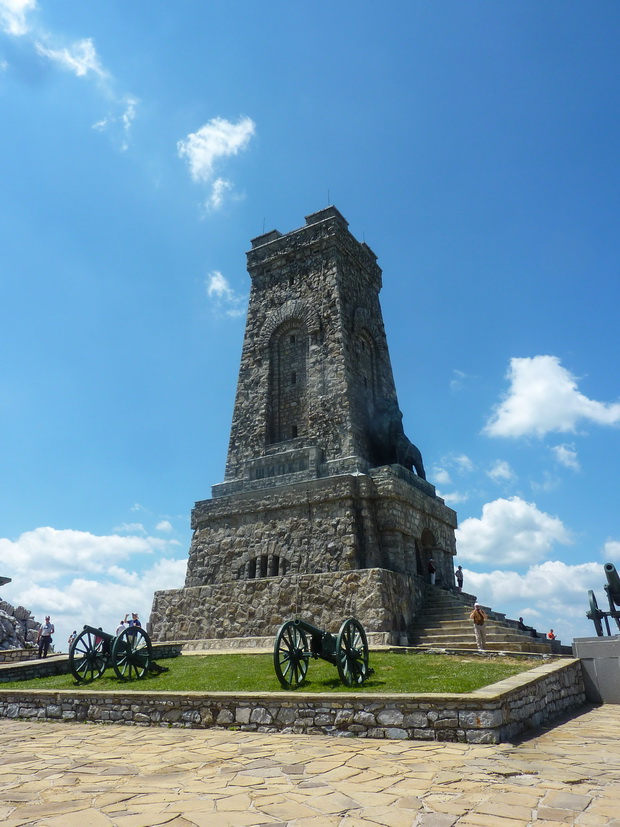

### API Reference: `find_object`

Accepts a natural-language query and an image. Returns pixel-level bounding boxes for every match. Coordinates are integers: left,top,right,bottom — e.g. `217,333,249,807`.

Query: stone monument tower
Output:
150,207,457,642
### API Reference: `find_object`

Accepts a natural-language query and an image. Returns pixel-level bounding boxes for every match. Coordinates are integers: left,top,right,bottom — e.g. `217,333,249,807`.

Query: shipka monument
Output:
150,207,457,643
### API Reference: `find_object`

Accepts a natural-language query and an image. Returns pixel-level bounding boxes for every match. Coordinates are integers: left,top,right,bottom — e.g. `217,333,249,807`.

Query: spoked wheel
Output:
69,628,108,683
587,590,605,637
336,618,369,687
112,627,152,680
274,620,309,689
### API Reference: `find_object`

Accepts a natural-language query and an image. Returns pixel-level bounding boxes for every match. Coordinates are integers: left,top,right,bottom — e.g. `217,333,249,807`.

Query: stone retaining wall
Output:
0,643,182,683
0,648,39,664
0,658,585,743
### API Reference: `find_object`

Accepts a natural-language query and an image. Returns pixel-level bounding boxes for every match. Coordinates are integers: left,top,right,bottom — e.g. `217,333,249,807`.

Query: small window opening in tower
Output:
248,558,257,579
290,334,296,343
291,424,298,438
289,276,294,287
291,371,297,385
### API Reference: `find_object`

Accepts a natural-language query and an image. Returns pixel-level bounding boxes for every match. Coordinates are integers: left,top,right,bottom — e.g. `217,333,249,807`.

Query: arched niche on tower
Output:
267,319,309,444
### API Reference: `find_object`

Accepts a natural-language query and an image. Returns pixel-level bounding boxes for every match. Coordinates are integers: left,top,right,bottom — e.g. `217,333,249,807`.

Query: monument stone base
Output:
149,466,457,643
149,568,426,642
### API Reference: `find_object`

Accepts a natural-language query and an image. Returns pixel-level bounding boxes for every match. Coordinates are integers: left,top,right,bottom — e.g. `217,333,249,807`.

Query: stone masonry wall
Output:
186,470,457,589
150,569,427,642
0,658,585,744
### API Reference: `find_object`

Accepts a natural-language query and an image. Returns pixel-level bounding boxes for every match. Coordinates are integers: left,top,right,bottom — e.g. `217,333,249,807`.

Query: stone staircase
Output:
410,587,569,655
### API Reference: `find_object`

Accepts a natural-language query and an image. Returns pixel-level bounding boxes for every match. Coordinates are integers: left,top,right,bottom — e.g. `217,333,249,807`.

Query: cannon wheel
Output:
274,620,309,689
111,627,152,680
587,590,604,637
69,628,108,683
336,618,369,687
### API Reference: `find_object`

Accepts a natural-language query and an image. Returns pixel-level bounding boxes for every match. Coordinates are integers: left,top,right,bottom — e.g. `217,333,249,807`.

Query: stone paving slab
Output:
0,705,619,825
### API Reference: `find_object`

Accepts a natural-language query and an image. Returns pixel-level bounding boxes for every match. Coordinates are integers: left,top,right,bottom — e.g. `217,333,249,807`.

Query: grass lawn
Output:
12,651,537,694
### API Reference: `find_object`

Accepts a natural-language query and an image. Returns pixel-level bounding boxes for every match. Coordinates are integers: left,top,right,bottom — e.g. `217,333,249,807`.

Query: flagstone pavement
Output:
1,705,619,827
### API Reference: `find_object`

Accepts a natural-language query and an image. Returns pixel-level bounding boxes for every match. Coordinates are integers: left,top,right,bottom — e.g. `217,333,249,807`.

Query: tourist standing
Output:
469,603,487,651
37,615,55,658
547,629,556,640
428,558,436,586
455,565,463,593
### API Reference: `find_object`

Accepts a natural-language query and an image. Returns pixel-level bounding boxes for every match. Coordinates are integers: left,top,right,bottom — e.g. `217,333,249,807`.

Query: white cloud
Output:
155,520,173,532
603,540,620,561
206,270,247,318
35,37,107,79
178,116,255,211
0,0,36,36
455,496,572,566
0,526,180,582
485,355,620,438
463,559,602,641
0,527,186,645
487,460,515,482
551,443,580,471
178,117,255,182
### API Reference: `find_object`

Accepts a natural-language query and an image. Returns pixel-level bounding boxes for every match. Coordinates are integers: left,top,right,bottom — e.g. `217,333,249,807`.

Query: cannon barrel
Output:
293,618,328,639
82,624,115,642
604,563,620,606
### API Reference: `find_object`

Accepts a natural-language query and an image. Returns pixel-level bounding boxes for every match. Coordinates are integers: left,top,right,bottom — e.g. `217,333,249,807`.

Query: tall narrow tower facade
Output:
150,208,457,642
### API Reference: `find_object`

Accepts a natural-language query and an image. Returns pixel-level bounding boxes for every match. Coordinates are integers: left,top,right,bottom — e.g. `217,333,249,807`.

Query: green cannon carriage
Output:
69,624,153,682
274,617,371,689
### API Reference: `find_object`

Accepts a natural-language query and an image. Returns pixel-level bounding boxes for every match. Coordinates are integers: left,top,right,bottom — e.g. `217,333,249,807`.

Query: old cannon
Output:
274,617,371,688
586,563,620,636
69,624,153,682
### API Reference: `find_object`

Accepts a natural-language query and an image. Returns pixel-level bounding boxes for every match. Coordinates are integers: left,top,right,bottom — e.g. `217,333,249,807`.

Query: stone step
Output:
411,637,553,653
406,642,553,653
413,619,543,638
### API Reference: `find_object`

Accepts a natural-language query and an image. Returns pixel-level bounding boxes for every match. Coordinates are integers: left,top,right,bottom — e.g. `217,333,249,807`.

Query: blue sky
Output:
1,1,619,648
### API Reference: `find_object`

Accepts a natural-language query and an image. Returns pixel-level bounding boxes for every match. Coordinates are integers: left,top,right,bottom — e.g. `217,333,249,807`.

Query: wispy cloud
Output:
1,1,138,149
35,37,107,79
206,270,247,318
551,443,580,471
450,368,476,392
178,116,256,211
487,459,515,483
485,355,620,438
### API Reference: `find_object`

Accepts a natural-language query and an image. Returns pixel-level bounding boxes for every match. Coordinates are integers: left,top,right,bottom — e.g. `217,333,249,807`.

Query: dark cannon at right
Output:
586,562,620,636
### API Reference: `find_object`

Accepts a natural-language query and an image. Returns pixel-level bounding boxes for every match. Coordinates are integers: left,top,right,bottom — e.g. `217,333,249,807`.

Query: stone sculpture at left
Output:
0,577,41,651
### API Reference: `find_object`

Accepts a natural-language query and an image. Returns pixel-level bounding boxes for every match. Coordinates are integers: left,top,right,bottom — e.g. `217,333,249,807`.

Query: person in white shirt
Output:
37,616,55,658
